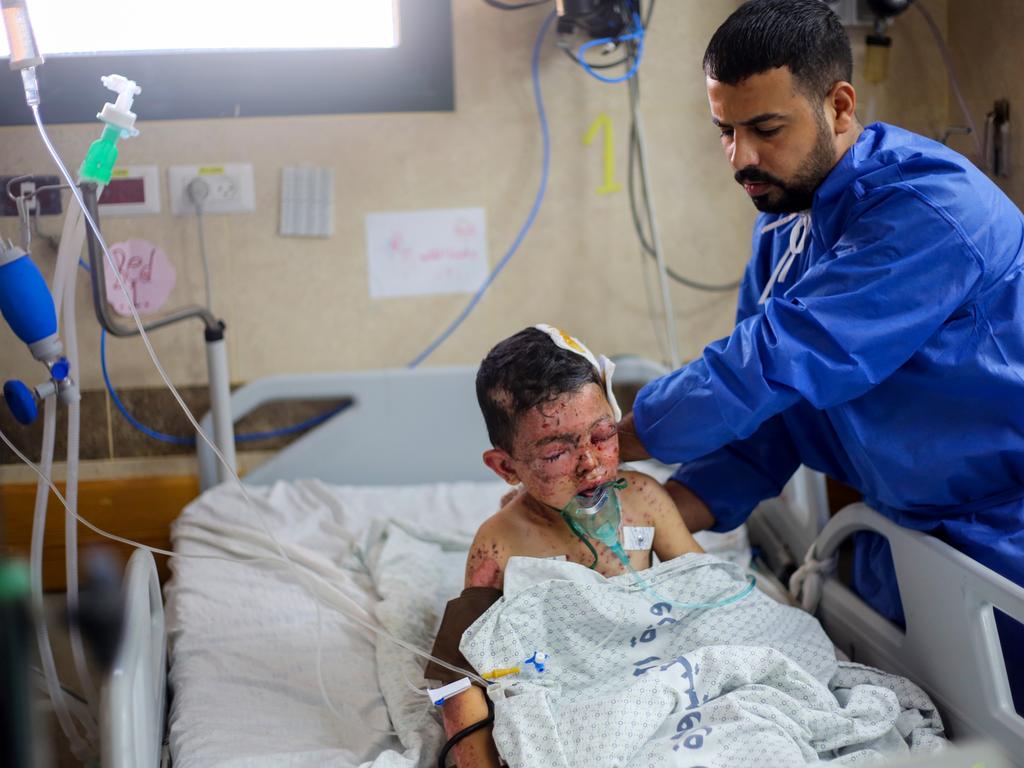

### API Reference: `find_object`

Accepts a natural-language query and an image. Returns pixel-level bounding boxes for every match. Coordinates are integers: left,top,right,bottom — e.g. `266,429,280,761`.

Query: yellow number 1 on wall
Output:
583,112,622,195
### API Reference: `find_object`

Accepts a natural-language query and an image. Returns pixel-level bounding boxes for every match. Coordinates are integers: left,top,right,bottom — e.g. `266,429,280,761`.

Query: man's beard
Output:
735,116,836,213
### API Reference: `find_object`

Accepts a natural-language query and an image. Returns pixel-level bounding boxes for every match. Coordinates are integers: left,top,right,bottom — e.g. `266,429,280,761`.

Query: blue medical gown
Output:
633,123,1024,691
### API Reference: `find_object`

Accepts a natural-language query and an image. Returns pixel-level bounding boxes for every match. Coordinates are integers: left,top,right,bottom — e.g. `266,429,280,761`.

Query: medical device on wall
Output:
1,0,42,105
554,0,635,38
822,0,911,29
984,99,1011,179
858,0,914,85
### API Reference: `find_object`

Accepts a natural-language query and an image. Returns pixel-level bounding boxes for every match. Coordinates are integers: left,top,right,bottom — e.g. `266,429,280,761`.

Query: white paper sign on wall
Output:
365,207,488,298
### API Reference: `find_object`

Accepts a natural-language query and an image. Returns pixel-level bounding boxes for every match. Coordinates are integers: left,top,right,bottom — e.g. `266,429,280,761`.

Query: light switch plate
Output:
280,166,334,238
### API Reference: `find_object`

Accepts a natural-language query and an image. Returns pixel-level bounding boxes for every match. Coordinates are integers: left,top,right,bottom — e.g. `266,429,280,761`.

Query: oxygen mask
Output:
561,478,628,552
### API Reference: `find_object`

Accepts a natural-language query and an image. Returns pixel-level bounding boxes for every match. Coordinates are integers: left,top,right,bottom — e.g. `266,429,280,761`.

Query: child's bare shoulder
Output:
619,469,668,501
464,496,567,588
465,513,514,589
619,469,661,493
618,470,673,523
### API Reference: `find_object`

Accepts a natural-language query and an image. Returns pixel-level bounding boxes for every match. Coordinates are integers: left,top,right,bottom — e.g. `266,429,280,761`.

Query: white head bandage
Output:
533,324,622,422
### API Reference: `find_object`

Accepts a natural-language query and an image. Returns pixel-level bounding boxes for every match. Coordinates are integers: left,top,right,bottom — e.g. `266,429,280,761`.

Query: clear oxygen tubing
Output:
612,544,757,612
27,191,98,754
628,70,680,369
63,250,101,723
54,187,101,737
25,103,492,704
560,483,757,613
28,394,92,759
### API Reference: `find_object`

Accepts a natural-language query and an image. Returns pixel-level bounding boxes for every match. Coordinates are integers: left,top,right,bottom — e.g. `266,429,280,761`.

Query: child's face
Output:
485,383,620,510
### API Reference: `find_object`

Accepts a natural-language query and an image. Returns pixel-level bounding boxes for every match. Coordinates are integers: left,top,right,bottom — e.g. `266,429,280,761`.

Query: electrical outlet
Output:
168,163,255,215
0,175,63,216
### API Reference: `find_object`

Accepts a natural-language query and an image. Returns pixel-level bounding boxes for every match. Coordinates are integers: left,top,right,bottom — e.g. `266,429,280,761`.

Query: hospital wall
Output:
0,0,955,483
946,0,1023,207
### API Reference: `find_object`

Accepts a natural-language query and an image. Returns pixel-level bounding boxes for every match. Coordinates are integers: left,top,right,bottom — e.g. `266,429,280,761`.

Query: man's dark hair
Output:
476,327,602,454
703,0,853,103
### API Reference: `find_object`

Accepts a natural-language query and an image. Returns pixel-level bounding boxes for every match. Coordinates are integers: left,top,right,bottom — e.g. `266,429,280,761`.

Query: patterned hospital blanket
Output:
457,555,945,767
365,523,944,767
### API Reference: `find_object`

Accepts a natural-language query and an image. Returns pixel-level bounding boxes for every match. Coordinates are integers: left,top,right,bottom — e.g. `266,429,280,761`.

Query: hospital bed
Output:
106,362,1024,767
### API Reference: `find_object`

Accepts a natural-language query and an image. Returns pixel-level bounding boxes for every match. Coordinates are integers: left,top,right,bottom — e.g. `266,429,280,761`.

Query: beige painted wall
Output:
947,0,1024,207
0,0,953,479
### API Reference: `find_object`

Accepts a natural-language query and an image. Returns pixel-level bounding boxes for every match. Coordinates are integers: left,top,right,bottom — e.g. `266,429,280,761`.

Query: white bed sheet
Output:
165,478,507,768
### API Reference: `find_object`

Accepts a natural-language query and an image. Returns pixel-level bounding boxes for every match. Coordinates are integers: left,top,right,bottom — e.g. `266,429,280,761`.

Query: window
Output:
0,0,452,124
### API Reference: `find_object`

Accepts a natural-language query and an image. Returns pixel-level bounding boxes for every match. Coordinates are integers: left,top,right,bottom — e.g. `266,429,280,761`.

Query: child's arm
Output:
464,522,511,589
440,687,500,768
435,526,510,767
623,471,704,561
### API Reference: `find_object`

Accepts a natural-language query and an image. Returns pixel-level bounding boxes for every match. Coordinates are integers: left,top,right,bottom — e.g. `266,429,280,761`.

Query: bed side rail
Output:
197,366,493,490
100,548,166,768
809,503,1024,765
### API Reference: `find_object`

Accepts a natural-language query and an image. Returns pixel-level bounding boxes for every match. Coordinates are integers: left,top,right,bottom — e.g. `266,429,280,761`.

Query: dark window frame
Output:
0,0,453,125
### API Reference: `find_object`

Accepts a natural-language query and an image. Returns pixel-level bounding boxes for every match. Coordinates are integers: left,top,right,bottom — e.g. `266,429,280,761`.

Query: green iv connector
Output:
78,124,123,185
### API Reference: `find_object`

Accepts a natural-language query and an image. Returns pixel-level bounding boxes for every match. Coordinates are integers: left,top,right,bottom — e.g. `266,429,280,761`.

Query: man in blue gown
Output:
618,0,1024,707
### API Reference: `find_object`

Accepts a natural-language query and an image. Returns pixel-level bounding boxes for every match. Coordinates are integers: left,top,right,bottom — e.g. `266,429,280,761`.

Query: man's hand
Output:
616,411,651,462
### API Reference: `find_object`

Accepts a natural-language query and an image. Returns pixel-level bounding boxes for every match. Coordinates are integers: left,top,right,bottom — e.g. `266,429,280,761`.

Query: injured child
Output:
425,325,945,768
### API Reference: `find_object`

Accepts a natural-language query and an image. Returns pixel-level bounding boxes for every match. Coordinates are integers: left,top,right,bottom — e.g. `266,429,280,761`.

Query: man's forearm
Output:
664,479,717,533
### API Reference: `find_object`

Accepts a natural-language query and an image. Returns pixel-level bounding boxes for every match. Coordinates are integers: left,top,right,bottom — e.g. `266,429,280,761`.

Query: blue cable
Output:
100,319,347,446
235,407,346,443
101,328,195,446
407,10,555,369
576,12,645,84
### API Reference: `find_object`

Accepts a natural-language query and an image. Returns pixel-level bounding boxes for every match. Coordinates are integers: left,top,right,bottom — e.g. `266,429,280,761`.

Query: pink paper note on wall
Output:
103,239,176,317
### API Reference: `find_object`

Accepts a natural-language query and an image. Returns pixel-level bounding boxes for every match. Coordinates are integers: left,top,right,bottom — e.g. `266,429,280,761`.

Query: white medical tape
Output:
533,323,622,421
622,525,655,551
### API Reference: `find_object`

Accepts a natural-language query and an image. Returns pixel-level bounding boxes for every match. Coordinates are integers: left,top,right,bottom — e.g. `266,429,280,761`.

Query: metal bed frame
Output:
108,363,1021,766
